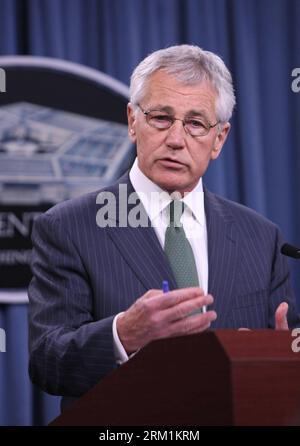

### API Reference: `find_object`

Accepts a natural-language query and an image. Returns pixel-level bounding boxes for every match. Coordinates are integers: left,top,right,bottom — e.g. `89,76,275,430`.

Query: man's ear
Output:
127,103,137,143
211,122,231,160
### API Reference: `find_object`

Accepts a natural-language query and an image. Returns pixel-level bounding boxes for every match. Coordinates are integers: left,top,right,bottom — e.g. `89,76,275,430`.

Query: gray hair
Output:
130,44,235,123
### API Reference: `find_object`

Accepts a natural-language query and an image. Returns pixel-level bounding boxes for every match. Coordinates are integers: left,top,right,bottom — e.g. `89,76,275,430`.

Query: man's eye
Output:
187,119,206,128
152,115,171,122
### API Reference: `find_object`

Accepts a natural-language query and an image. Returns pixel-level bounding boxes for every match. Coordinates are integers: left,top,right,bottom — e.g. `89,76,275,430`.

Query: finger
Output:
149,287,206,310
163,294,214,322
143,289,164,299
275,302,289,330
166,310,217,338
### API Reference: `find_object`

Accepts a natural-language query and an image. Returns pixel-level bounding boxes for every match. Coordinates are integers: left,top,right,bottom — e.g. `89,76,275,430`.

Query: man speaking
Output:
28,45,300,408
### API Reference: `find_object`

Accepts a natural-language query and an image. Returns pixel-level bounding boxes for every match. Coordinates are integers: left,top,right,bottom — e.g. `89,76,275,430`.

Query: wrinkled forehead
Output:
142,70,217,114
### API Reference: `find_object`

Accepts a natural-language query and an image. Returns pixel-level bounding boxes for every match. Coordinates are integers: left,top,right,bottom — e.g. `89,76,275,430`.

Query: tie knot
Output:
168,200,184,227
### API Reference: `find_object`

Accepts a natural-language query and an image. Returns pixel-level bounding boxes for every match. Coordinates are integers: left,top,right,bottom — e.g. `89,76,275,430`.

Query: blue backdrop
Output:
0,0,300,425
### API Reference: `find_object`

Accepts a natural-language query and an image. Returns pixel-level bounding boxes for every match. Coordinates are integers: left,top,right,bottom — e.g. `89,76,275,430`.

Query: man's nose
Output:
165,119,186,149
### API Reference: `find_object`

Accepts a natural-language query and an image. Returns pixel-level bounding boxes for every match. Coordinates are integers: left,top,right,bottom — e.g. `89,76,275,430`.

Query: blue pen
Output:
162,280,170,293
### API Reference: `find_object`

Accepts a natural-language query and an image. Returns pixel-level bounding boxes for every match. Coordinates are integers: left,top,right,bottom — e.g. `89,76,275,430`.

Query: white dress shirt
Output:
113,158,208,364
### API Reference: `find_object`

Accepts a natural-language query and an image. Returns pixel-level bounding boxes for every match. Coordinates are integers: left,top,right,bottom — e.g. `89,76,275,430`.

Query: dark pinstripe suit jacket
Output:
28,173,300,401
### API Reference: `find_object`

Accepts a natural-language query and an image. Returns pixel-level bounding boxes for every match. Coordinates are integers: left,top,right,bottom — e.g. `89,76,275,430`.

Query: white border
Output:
0,55,129,98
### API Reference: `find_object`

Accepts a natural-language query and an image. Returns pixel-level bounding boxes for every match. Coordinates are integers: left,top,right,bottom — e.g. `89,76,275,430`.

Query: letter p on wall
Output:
0,68,6,92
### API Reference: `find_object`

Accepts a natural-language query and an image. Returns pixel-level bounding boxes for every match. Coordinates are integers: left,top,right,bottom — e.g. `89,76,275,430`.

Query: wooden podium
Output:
50,330,300,426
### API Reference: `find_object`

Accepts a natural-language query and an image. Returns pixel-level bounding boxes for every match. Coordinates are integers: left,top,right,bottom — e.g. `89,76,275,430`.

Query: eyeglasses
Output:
137,104,219,137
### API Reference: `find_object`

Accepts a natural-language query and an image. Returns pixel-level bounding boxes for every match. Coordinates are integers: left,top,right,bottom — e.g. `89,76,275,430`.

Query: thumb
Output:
275,302,289,330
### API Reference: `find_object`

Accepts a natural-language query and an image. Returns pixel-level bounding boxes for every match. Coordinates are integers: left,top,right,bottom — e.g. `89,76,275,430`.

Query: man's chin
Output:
155,178,192,195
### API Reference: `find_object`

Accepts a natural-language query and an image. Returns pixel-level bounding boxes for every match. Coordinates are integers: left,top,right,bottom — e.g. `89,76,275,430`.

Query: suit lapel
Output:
204,188,239,328
99,175,239,318
106,225,177,291
103,174,177,291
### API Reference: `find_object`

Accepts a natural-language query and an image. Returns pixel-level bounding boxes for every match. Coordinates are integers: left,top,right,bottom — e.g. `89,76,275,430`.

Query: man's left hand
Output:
275,301,289,330
239,301,289,331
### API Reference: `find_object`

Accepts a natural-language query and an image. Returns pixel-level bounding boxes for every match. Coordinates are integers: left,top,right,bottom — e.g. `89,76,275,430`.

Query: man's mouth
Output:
158,158,186,168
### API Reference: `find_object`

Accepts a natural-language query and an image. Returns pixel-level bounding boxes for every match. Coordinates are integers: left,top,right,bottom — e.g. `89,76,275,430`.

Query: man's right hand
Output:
116,287,217,355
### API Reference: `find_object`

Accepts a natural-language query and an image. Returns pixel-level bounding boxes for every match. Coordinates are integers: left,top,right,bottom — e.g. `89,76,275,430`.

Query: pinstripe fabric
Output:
204,187,300,330
28,173,300,404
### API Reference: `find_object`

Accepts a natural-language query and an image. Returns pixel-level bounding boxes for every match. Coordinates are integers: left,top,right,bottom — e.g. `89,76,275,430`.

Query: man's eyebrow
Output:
148,105,209,118
147,105,173,113
187,109,209,119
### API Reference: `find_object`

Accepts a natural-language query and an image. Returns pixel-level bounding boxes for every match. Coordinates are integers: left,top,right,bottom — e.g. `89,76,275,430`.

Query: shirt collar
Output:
129,157,205,226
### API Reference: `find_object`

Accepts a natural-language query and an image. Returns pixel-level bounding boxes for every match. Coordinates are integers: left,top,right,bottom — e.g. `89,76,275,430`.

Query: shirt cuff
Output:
113,312,130,365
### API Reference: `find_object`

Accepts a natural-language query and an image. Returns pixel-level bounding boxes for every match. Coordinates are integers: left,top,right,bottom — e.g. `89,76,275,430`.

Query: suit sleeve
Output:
28,211,117,397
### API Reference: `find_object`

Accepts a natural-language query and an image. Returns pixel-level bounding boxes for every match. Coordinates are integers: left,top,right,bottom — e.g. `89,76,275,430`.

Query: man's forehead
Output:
147,70,215,94
144,84,216,114
143,75,217,111
148,81,215,98
152,84,210,96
